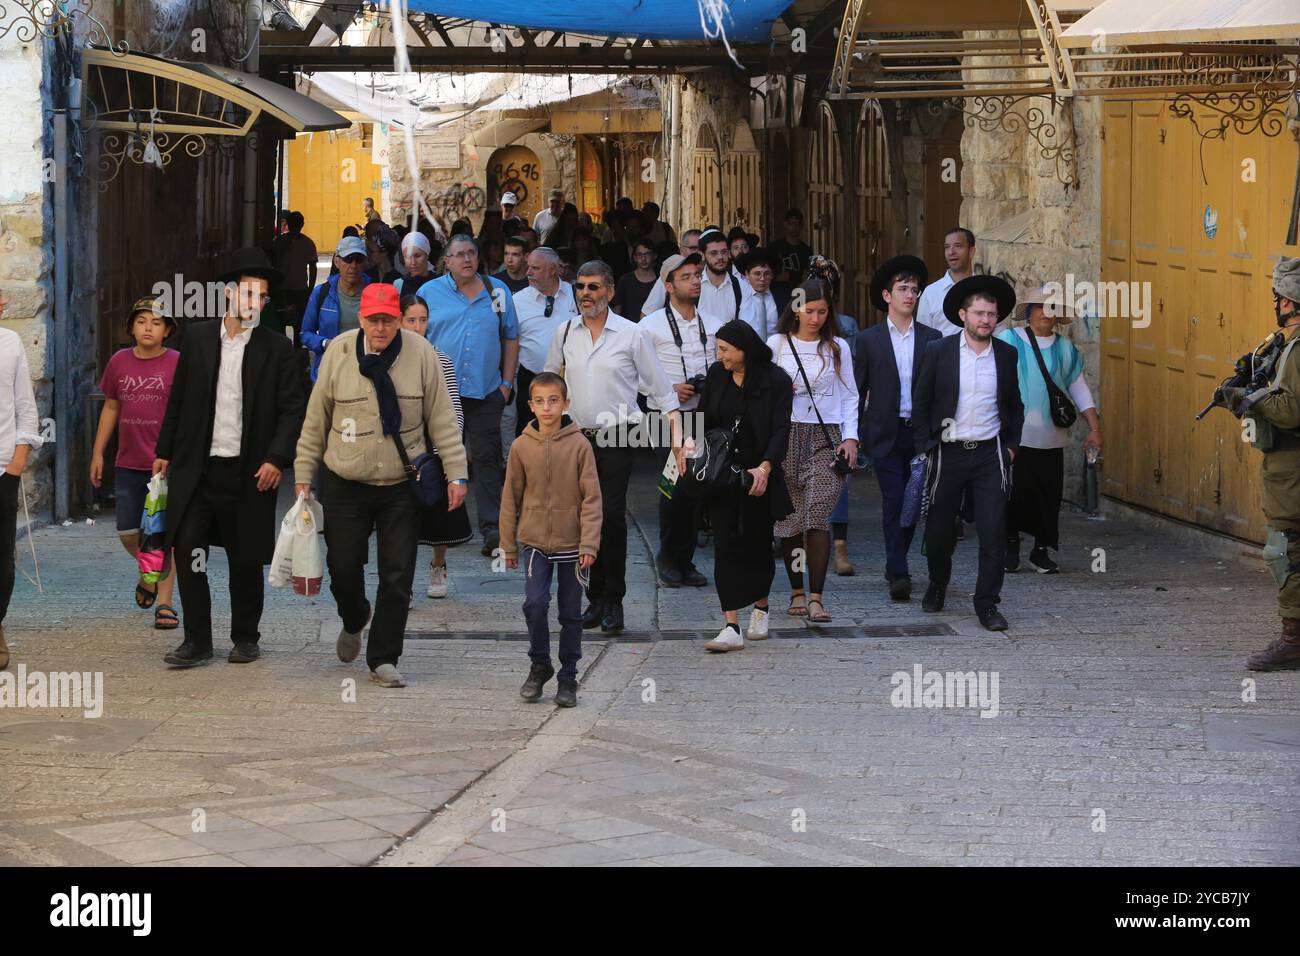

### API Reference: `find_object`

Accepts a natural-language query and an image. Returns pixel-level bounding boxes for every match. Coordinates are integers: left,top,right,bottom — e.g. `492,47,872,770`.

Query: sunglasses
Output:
341,255,367,264
573,282,605,292
544,295,555,318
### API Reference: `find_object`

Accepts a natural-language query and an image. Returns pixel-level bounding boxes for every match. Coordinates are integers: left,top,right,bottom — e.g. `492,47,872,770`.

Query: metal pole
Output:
52,110,70,521
241,0,261,246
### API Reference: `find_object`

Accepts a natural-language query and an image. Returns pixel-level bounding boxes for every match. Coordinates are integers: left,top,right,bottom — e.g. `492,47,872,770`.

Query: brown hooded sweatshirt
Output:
500,416,602,560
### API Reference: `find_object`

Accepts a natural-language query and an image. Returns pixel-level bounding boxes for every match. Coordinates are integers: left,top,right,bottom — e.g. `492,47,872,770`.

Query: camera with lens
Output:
686,374,707,395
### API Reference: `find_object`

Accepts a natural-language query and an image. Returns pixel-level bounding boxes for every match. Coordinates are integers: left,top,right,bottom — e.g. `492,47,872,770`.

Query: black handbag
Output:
676,416,744,498
391,427,446,508
1026,331,1078,428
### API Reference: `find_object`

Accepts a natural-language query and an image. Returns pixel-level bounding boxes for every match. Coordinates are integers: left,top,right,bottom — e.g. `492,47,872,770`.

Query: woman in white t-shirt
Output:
995,284,1102,573
766,279,860,623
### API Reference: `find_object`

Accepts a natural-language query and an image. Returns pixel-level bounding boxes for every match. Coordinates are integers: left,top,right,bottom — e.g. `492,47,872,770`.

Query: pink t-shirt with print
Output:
99,348,179,471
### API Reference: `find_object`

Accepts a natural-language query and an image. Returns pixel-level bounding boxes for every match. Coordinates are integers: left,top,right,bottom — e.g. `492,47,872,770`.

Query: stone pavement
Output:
3,451,1299,866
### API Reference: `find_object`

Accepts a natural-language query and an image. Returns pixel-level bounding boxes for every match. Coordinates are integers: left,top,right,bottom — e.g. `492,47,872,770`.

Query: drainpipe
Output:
668,79,682,231
52,109,70,521
240,0,261,246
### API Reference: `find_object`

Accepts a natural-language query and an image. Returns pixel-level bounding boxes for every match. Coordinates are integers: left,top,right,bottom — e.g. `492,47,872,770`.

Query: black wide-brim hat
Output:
217,246,283,286
870,255,928,313
942,274,1016,326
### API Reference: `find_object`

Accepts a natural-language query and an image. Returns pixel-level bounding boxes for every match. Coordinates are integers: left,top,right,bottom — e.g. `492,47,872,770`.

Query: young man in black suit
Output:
911,275,1023,631
854,255,940,600
153,248,307,667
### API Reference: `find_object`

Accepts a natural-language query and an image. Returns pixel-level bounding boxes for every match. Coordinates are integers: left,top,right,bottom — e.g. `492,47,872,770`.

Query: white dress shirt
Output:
767,333,860,442
513,281,577,373
209,322,252,457
639,304,723,411
698,270,751,325
544,310,680,428
887,318,916,418
0,327,42,471
740,289,780,340
532,208,558,242
917,271,961,336
640,280,666,318
952,333,1001,441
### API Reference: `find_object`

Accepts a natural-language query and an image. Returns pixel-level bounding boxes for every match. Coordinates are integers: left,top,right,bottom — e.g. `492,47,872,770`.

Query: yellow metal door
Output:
286,127,383,253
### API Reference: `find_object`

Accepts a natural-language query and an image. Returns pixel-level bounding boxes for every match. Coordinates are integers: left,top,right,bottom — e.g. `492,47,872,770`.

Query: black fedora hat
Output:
870,255,928,313
942,274,1016,326
217,246,282,286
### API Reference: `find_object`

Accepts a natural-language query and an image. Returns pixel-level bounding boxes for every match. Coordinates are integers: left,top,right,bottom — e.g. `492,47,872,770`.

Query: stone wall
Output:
959,55,1104,503
0,30,53,522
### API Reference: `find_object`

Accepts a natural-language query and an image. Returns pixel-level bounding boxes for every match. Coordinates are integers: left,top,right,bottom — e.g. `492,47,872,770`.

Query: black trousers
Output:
322,471,419,670
463,390,507,533
874,421,918,580
515,365,538,437
923,440,1009,614
173,456,265,649
658,486,699,570
0,472,18,624
587,441,634,604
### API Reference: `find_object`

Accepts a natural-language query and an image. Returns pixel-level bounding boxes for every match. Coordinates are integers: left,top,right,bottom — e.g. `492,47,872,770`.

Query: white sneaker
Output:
369,664,407,688
427,563,448,599
704,625,744,653
747,607,770,640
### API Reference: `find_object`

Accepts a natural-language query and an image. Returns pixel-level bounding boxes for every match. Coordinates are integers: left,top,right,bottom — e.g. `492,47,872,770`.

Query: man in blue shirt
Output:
417,234,520,555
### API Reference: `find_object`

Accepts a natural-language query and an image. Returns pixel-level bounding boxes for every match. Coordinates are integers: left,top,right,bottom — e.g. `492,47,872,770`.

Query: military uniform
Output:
1225,256,1300,670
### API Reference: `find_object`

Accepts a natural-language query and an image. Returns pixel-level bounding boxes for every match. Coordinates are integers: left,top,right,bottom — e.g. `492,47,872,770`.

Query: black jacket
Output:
911,332,1024,453
699,360,795,522
155,319,307,564
852,319,943,459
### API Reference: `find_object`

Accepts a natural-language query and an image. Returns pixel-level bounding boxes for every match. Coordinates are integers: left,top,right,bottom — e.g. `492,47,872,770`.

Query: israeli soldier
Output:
1218,256,1300,670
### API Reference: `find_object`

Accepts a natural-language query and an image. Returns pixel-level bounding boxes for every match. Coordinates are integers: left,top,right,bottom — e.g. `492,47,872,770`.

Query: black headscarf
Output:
356,328,404,437
715,319,772,377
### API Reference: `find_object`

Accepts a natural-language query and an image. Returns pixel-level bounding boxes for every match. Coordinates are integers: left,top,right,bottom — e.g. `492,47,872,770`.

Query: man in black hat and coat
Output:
911,274,1024,631
853,254,940,600
152,248,307,667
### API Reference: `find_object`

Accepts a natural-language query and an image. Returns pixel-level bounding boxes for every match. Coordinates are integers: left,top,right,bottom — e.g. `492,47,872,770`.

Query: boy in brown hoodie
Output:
501,372,602,707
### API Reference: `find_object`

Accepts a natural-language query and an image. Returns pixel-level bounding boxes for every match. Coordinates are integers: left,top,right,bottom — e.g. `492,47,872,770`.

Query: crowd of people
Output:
0,190,1122,703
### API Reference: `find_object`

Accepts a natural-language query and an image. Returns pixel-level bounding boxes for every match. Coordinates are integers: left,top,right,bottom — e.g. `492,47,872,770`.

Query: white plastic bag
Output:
291,496,325,596
269,493,324,593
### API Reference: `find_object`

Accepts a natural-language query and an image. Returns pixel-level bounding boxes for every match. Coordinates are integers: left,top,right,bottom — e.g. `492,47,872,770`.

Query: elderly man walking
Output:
295,284,468,688
513,247,577,436
418,235,519,557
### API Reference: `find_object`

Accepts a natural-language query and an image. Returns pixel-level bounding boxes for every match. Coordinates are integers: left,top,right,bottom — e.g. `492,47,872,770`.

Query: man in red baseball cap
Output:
295,283,469,688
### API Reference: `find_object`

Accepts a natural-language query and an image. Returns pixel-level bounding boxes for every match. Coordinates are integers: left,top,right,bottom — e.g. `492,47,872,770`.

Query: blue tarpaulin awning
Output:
403,0,791,43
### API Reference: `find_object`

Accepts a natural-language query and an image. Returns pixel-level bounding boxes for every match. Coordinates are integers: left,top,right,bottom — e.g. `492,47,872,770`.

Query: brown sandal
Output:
807,599,832,623
153,604,179,630
787,591,808,617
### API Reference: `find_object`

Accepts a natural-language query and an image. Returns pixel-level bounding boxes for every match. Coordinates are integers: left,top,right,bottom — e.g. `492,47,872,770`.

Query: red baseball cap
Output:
360,283,401,318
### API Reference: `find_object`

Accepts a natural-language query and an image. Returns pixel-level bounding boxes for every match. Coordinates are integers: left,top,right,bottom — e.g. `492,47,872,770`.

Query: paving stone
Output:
274,819,394,845
230,844,351,867
99,835,212,864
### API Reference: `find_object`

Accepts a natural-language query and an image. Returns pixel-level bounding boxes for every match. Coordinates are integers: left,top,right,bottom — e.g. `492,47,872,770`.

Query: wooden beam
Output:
407,18,433,48
428,16,455,48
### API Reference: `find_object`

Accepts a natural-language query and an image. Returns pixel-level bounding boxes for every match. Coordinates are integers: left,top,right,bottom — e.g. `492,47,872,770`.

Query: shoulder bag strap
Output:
786,334,837,452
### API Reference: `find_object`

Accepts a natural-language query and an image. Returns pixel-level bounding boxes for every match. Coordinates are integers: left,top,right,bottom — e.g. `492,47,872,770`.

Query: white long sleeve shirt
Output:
639,304,723,411
767,333,860,442
952,334,1001,441
544,311,680,428
0,327,42,471
917,271,961,337
740,289,781,340
209,323,251,457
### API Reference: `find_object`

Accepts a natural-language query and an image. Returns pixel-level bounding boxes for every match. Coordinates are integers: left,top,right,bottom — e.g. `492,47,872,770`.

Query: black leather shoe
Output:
520,662,554,701
228,642,261,663
164,642,213,668
555,679,578,708
582,602,605,630
681,564,709,588
888,575,912,601
481,527,500,557
921,583,946,613
655,554,683,588
600,603,625,634
979,608,1009,632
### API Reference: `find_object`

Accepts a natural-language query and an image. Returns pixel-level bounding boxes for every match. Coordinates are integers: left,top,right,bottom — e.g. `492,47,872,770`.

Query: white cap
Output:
501,192,519,206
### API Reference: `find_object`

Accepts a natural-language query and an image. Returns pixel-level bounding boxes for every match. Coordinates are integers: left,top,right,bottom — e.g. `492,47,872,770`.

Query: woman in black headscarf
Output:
696,319,795,652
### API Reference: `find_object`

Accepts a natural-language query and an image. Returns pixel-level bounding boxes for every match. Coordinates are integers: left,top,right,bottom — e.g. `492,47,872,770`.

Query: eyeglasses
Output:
447,249,476,260
573,282,605,292
529,395,565,408
544,295,555,318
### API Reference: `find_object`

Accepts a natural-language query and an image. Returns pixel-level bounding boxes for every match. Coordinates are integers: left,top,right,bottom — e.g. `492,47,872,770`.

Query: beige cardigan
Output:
294,329,468,487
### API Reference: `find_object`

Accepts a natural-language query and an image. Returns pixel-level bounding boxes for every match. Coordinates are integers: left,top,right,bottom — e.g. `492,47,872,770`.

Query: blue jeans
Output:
521,546,583,680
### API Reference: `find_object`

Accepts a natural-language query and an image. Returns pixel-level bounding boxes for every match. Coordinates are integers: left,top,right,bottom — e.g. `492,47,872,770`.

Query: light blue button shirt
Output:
417,273,520,399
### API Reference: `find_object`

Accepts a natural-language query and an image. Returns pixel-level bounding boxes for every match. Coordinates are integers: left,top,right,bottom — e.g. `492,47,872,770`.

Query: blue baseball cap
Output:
337,236,367,260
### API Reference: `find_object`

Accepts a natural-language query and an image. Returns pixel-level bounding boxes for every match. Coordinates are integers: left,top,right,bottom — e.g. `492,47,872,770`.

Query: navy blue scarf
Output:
356,329,403,437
